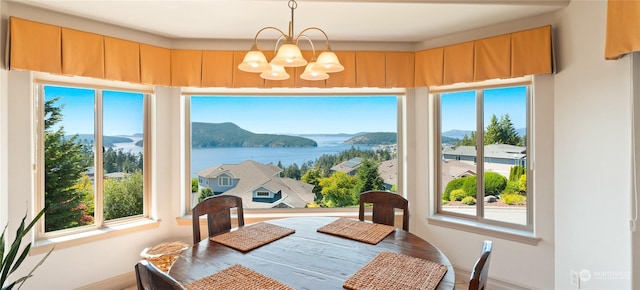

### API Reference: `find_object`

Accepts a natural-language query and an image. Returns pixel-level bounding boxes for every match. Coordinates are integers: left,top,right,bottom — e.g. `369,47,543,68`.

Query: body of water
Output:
111,135,374,177
191,135,372,176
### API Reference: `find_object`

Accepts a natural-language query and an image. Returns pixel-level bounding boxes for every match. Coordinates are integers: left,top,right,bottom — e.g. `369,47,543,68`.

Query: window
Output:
188,95,399,210
218,176,232,186
436,85,530,229
37,83,149,235
256,191,270,197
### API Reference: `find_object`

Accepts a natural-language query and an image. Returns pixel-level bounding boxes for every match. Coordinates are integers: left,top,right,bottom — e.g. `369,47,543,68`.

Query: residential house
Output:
377,158,398,190
196,160,315,209
442,144,526,178
330,157,362,175
440,159,477,190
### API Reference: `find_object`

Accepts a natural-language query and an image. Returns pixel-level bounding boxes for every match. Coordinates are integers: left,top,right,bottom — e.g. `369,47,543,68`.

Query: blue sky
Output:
440,86,526,132
191,96,398,135
45,84,525,136
44,86,144,136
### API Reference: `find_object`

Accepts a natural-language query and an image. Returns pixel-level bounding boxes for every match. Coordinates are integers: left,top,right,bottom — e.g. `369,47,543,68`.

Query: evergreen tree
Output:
457,131,476,147
484,114,501,145
44,97,88,231
301,168,323,202
355,159,385,194
499,114,519,145
283,163,301,180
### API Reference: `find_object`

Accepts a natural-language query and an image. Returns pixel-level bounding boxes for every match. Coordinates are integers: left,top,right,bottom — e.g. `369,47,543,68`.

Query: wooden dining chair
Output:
191,194,245,244
358,190,409,231
469,240,493,290
135,260,185,290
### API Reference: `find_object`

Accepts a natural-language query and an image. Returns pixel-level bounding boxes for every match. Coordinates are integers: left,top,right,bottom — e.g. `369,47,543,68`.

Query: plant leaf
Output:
4,273,32,290
1,207,47,289
1,225,7,266
8,243,30,274
2,279,17,290
22,208,46,237
16,246,53,290
0,217,24,288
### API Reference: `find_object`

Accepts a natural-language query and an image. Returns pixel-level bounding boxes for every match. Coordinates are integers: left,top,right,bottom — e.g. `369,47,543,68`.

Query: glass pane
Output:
103,90,145,220
190,96,398,209
440,91,477,217
43,86,96,232
483,86,527,225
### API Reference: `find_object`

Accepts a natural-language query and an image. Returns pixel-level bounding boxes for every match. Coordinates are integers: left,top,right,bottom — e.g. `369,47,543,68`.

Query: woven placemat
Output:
316,218,395,244
184,264,294,290
210,222,295,252
343,251,448,290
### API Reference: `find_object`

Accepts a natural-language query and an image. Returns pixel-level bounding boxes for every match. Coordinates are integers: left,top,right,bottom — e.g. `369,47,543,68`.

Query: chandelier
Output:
237,0,344,81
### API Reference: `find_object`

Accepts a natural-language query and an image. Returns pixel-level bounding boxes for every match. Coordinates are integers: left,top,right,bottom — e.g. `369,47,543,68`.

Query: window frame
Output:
34,74,154,240
431,77,534,233
182,88,406,216
218,176,232,186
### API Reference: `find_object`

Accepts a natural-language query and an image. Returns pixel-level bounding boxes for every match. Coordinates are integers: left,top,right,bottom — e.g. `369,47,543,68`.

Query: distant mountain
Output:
442,130,473,140
442,136,459,145
344,132,397,145
298,133,357,138
443,128,526,140
191,122,317,148
68,134,133,147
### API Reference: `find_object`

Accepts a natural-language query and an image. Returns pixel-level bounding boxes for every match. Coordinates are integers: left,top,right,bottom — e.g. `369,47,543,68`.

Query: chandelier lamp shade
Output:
237,0,344,81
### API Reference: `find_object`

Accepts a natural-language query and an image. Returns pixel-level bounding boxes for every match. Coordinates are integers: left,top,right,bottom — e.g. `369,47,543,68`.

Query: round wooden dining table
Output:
170,216,455,290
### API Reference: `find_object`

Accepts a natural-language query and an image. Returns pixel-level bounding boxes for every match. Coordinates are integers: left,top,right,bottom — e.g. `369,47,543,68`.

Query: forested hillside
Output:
344,132,396,145
191,122,317,148
72,134,133,147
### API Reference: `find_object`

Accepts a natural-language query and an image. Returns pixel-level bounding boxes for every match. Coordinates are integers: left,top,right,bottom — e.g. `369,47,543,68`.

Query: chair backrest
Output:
469,240,493,290
135,260,185,290
358,190,409,231
191,195,245,244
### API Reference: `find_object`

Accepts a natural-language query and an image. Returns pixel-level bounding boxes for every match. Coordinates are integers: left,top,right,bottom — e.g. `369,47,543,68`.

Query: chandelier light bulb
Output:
238,0,342,80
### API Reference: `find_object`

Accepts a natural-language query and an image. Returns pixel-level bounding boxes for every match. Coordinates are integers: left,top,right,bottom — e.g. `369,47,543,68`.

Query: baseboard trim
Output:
454,266,532,290
74,271,136,290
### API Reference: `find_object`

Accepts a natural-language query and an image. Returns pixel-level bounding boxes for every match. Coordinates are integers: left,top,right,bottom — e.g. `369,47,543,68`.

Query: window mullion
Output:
476,90,485,221
35,85,47,236
94,90,104,226
143,93,151,218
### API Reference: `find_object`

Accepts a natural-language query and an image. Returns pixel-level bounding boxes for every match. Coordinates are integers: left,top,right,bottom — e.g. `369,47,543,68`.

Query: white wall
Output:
1,0,636,289
408,14,558,290
408,74,556,289
1,71,194,289
0,0,8,250
553,1,632,289
409,2,633,290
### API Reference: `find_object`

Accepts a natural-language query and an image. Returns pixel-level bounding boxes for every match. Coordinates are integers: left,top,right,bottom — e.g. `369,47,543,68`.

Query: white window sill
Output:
427,215,541,245
177,208,362,226
31,218,160,255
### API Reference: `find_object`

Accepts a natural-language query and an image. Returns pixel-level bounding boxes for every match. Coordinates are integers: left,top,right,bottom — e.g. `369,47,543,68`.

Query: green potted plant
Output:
1,207,53,290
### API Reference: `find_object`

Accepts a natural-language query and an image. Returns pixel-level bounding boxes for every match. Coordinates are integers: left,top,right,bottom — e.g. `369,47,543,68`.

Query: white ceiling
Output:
11,0,569,42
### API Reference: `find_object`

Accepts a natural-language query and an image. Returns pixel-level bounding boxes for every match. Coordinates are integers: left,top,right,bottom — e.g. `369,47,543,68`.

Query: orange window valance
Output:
415,25,553,86
9,17,553,89
605,0,640,60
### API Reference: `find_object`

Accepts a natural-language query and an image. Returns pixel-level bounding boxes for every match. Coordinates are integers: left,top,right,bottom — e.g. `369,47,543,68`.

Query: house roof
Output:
377,159,398,187
442,144,526,160
440,159,477,188
197,160,315,209
331,157,363,174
